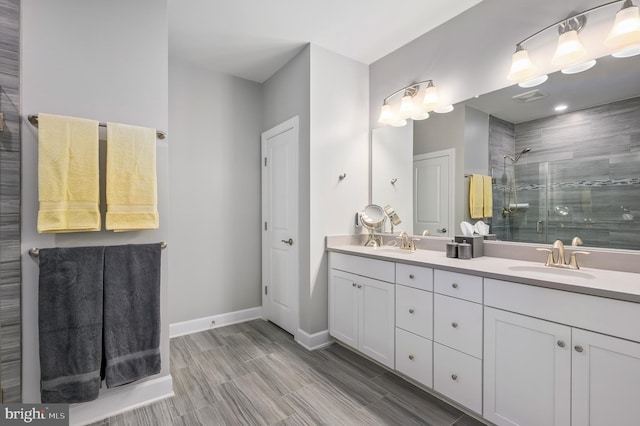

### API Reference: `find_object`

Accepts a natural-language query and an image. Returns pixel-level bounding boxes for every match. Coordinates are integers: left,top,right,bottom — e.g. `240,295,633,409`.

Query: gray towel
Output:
103,243,162,388
38,246,105,403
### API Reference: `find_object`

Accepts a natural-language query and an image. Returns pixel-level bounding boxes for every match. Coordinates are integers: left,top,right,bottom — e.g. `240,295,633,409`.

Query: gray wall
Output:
0,0,21,402
21,0,169,412
168,58,262,323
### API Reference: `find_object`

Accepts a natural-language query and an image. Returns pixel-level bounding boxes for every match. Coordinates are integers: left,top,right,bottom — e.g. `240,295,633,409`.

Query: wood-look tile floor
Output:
91,320,486,426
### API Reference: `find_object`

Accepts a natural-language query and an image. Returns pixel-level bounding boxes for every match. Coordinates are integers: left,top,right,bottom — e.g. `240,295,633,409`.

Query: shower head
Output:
504,147,532,163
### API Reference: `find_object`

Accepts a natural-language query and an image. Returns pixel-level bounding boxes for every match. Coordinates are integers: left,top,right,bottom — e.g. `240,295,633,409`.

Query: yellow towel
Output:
483,175,493,218
37,114,101,233
106,122,159,231
469,174,484,219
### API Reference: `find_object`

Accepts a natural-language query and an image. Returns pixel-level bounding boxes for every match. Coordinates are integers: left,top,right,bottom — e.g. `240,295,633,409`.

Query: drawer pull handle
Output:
357,284,362,289
408,354,415,360
409,274,415,279
452,283,459,289
575,345,584,353
557,340,566,348
409,308,415,314
451,374,458,381
451,322,458,328
352,283,356,287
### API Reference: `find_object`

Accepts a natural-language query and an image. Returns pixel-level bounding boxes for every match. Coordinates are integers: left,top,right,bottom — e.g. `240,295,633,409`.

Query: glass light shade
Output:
561,59,596,74
613,44,640,57
378,104,393,124
519,74,549,88
390,119,407,127
399,94,416,119
434,104,454,113
606,5,640,54
410,110,430,120
422,84,439,110
507,48,536,81
552,30,588,67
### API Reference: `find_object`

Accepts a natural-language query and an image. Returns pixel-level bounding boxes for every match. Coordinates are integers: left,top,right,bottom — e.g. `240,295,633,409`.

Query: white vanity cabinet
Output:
395,264,434,388
328,253,396,368
484,278,640,426
432,270,483,414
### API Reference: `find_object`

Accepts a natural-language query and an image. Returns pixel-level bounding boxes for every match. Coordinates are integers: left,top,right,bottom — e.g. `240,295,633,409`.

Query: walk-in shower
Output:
502,148,531,218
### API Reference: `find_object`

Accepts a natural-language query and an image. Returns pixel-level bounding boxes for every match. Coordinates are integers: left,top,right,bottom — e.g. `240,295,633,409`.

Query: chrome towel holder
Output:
29,241,168,258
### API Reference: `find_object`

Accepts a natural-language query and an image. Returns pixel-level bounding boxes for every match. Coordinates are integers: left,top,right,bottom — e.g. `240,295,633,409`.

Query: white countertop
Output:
327,244,640,304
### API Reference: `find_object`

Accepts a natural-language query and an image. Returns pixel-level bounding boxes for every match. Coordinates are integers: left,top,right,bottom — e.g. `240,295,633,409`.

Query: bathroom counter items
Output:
326,241,640,304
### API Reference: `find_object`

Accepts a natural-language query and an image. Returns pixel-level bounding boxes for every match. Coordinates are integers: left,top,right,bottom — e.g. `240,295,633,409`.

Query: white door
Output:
484,307,571,426
328,269,359,349
572,328,640,426
413,149,454,237
262,116,299,336
359,276,395,369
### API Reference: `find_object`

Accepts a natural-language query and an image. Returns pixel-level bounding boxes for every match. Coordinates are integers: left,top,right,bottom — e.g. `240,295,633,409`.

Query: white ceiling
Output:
168,0,482,83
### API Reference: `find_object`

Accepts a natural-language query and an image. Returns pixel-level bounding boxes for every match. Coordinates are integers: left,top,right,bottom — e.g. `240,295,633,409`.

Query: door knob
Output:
281,238,293,246
437,228,447,233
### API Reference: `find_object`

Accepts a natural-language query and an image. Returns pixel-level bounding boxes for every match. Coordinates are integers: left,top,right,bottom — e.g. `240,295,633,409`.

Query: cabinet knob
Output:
452,283,459,289
357,284,362,289
451,374,458,381
557,340,566,348
409,274,415,279
352,282,356,287
409,308,415,314
408,354,414,360
575,345,584,353
451,322,458,328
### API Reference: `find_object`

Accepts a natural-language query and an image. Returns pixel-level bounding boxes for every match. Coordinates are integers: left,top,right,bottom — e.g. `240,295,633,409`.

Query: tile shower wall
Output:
489,96,640,250
0,0,21,401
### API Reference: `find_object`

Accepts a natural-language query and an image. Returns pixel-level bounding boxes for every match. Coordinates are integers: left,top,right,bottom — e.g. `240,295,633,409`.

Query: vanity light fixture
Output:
377,80,452,127
508,0,640,87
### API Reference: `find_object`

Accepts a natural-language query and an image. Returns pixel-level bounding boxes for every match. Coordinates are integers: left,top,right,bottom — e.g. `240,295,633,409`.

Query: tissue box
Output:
454,235,484,257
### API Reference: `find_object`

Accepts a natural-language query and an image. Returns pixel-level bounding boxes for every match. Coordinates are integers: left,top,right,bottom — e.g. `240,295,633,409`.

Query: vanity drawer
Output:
434,294,482,358
396,284,433,339
329,252,395,283
395,327,433,388
434,270,483,303
396,263,433,291
434,343,482,414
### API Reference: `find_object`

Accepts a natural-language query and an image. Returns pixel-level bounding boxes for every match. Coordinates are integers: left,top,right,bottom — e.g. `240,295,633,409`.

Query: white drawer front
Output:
434,270,483,303
434,343,482,414
396,285,433,339
434,294,482,358
485,278,640,343
396,263,433,291
395,328,433,389
329,252,395,283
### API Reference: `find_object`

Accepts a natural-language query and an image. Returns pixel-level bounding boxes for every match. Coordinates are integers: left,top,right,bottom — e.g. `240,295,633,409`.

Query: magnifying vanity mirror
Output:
360,204,387,247
371,53,640,251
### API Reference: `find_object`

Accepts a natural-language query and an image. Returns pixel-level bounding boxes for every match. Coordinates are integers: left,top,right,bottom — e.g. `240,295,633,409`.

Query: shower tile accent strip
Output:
489,96,640,250
0,0,21,402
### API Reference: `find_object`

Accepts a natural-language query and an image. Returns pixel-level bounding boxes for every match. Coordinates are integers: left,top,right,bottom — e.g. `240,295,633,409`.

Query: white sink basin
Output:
508,265,595,280
372,247,414,255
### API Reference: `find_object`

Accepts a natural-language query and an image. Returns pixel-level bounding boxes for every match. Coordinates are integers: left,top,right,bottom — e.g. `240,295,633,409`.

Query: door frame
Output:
261,116,299,338
413,148,455,237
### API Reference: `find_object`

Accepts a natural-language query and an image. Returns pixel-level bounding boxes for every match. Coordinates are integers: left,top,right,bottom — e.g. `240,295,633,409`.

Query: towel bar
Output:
27,114,167,140
29,241,167,258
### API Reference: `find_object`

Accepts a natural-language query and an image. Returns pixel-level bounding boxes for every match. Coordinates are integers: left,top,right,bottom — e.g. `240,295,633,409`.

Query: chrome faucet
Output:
537,239,589,269
572,236,583,246
396,231,417,251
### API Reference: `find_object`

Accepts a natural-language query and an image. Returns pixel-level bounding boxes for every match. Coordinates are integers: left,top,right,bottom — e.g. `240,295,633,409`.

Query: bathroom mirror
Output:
371,53,640,250
360,204,387,247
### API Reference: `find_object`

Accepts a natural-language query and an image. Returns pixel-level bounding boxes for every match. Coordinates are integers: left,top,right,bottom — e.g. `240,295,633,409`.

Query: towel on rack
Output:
483,175,493,218
106,122,159,231
38,246,105,403
469,174,493,219
37,113,101,233
103,243,162,388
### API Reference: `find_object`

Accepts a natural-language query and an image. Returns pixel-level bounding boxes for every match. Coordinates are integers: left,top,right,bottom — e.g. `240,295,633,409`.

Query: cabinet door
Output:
359,275,395,368
328,269,359,349
484,307,571,426
572,328,640,426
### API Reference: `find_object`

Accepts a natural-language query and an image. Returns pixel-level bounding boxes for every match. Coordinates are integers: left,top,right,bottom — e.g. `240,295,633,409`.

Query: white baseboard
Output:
169,306,263,338
295,328,333,350
69,374,174,426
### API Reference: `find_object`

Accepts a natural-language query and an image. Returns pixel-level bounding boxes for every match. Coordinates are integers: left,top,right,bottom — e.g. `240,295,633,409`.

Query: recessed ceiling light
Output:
555,104,568,112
